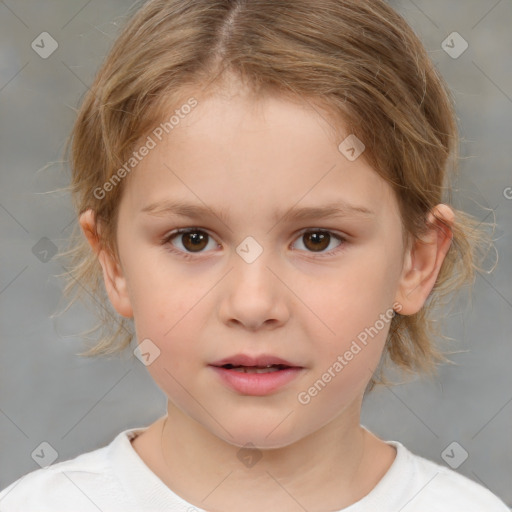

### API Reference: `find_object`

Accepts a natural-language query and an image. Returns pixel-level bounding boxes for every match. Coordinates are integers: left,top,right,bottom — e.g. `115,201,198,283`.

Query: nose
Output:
218,248,290,331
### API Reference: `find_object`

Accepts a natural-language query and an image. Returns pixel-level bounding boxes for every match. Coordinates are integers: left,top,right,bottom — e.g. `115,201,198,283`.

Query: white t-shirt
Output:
0,426,509,511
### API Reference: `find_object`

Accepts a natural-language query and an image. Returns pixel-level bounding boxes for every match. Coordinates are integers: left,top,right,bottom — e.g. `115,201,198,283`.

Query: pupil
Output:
189,233,202,244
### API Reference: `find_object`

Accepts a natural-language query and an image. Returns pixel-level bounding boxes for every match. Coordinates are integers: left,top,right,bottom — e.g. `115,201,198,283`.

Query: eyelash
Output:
161,227,347,260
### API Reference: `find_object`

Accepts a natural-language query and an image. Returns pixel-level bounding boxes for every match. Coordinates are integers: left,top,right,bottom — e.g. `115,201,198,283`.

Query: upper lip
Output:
210,354,301,368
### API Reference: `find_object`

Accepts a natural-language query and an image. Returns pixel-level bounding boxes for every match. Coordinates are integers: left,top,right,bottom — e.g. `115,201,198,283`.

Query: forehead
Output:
120,88,399,225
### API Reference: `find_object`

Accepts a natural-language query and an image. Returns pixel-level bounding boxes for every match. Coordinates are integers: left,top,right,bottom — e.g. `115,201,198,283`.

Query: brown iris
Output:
181,230,209,252
302,231,331,252
176,229,333,254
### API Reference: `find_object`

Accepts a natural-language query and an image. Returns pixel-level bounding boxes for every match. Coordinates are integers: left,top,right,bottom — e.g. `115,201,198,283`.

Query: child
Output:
1,0,508,510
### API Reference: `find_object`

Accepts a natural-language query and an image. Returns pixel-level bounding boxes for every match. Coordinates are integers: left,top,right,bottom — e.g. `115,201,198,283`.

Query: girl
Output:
1,0,508,510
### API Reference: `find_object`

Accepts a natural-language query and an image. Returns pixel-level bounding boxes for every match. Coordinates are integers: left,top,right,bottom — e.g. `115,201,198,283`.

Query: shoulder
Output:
390,441,509,511
0,432,130,511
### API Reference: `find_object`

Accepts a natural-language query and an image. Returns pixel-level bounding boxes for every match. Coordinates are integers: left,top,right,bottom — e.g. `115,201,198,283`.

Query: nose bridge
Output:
232,235,278,294
218,236,289,329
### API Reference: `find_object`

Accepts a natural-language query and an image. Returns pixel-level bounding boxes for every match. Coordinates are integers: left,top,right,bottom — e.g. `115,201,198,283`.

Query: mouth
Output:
209,354,304,395
210,353,301,369
218,363,294,374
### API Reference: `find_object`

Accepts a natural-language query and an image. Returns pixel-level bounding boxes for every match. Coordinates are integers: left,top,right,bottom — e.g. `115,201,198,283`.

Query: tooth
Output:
231,366,281,374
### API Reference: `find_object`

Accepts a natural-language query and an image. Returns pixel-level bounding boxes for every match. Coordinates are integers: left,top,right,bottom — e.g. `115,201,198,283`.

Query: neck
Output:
146,398,393,512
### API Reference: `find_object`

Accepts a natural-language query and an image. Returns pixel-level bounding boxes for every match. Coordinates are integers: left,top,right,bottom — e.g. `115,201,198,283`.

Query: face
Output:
95,85,413,449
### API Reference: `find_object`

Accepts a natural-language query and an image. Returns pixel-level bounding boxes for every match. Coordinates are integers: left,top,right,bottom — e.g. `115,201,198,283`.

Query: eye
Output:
291,230,345,256
163,228,219,256
162,228,346,259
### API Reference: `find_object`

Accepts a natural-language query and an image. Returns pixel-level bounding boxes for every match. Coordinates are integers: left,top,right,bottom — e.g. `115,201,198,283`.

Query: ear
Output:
394,204,454,315
79,209,133,318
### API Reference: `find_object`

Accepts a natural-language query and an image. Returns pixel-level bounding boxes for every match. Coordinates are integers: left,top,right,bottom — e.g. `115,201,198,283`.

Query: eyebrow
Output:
140,199,374,225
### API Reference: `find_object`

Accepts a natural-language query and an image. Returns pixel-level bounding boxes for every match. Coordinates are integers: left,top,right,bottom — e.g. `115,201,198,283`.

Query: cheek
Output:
297,319,389,414
126,260,204,336
300,254,398,380
307,256,398,336
135,307,205,406
127,262,214,360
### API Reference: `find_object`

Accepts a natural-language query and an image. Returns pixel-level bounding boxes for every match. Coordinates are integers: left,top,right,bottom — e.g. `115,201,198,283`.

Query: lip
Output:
209,353,304,396
210,353,299,368
210,366,304,395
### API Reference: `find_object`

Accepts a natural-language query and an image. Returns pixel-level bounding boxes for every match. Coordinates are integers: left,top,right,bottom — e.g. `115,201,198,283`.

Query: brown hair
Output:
59,0,495,389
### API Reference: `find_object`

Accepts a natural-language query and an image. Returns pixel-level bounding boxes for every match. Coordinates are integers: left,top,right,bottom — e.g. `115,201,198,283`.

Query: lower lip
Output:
209,366,304,396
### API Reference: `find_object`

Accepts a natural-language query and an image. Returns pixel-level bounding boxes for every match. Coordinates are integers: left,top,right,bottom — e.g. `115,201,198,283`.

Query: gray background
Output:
0,0,511,507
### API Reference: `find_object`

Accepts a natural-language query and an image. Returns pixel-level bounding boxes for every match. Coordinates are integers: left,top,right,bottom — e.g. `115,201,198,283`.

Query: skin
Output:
80,80,454,511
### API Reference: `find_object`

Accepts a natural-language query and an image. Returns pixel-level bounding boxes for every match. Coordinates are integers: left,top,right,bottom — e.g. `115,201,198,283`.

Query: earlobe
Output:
79,209,134,319
97,250,134,319
394,204,454,315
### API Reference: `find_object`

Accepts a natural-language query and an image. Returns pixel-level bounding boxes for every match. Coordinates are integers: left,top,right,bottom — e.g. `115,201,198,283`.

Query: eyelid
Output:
291,228,346,257
162,227,220,255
